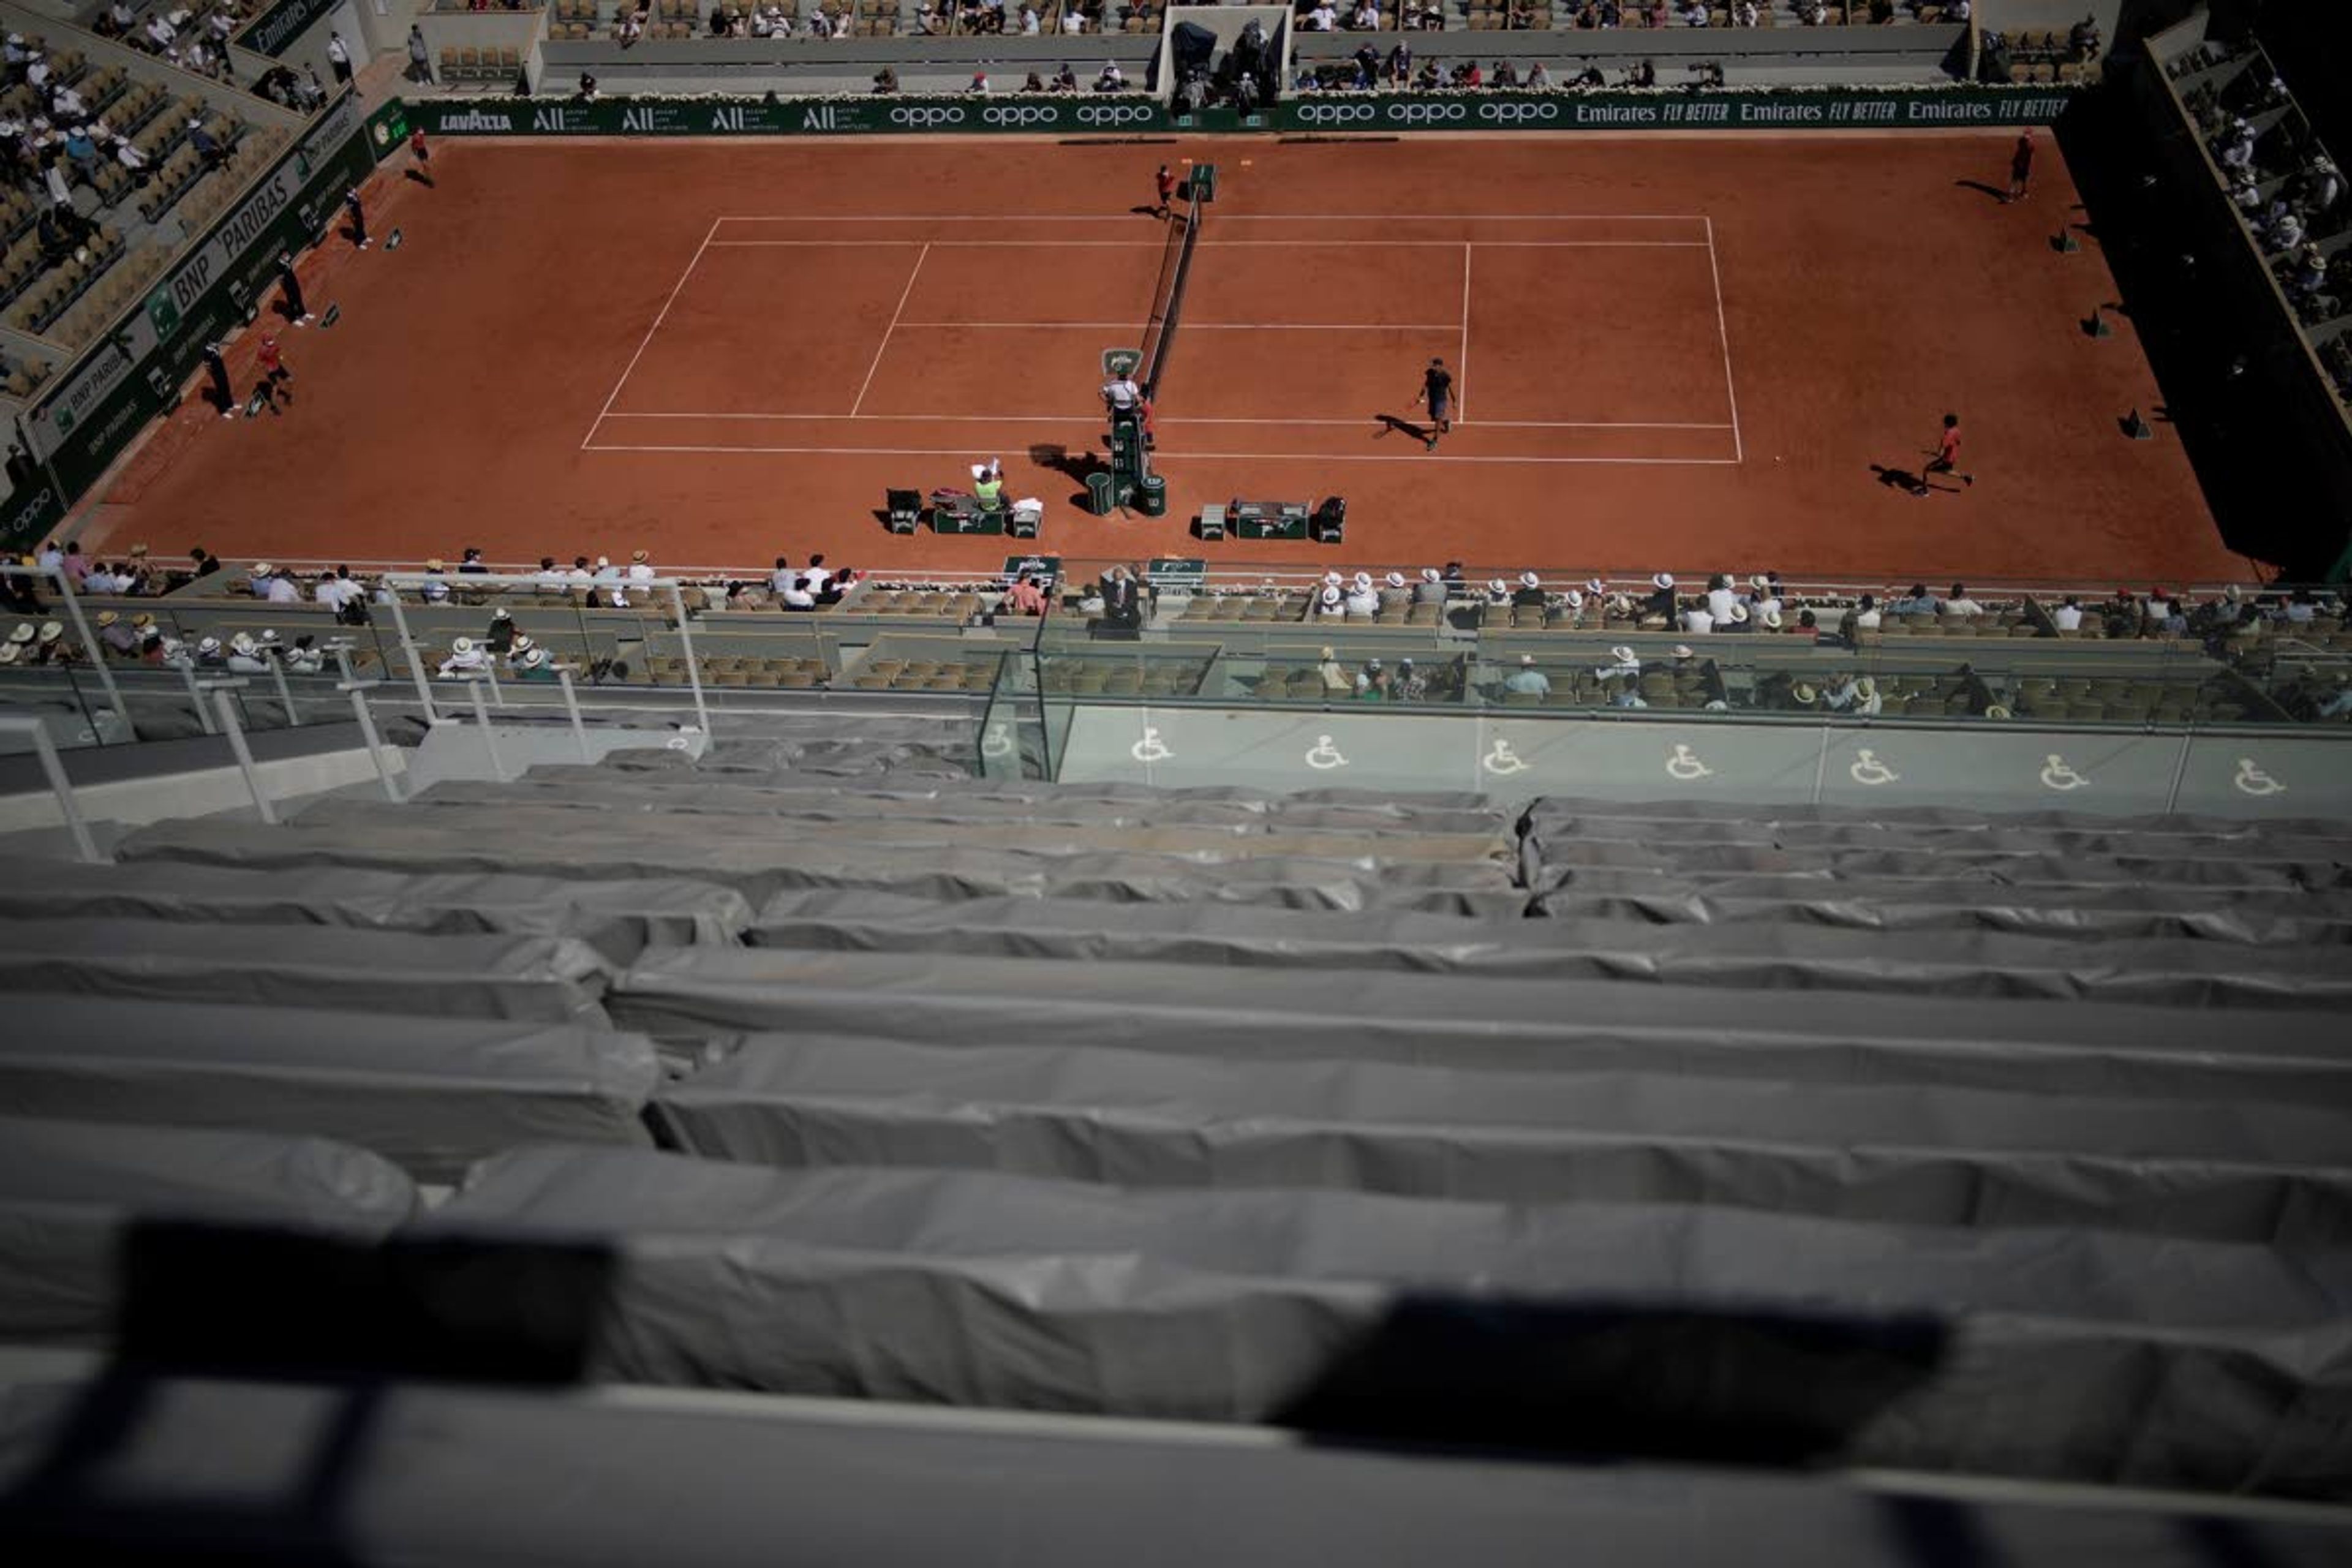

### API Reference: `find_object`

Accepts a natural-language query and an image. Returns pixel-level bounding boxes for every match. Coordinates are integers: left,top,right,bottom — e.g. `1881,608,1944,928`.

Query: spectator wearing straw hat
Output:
1316,646,1351,694
483,608,518,655
96,610,135,657
1412,568,1447,606
1510,571,1545,609
1719,601,1752,635
1483,578,1511,607
419,560,450,604
1642,573,1676,622
627,550,656,586
1596,644,1641,684
1376,571,1413,613
1344,572,1381,617
226,633,269,675
1315,582,1346,620
437,637,488,678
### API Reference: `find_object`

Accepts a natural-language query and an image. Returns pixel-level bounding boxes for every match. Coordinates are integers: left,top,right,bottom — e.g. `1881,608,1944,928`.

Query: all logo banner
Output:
415,95,1170,137
1278,86,2078,133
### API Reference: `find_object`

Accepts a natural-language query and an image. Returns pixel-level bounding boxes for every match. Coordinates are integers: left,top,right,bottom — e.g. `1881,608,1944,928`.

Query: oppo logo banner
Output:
1382,101,1468,124
1293,101,1376,126
1477,100,1561,124
1076,102,1156,127
983,104,1063,127
888,105,967,129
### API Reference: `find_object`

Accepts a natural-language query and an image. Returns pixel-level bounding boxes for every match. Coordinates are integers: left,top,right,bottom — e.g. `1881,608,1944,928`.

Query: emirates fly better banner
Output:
1279,86,2078,132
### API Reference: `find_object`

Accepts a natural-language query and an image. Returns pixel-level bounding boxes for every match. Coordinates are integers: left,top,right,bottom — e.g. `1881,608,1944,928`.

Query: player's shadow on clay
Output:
1952,179,2009,203
1871,463,1927,492
1374,413,1434,443
1028,442,1110,508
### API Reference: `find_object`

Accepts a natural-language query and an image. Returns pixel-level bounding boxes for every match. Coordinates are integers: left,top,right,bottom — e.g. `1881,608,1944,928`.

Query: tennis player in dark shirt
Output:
1415,356,1454,452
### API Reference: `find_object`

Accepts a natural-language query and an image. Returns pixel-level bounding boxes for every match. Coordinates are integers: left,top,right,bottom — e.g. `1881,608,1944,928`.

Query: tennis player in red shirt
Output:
1913,413,1972,497
254,334,293,414
1153,164,1177,219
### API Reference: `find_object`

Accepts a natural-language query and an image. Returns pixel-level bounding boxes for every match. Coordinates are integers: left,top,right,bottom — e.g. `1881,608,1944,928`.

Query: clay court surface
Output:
91,130,2248,582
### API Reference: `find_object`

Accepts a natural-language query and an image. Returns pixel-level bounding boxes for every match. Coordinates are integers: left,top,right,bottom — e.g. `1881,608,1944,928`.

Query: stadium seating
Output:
0,702,2343,1512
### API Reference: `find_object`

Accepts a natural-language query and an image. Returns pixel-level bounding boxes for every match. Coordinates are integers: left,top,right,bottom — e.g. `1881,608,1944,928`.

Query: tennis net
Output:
1139,186,1204,401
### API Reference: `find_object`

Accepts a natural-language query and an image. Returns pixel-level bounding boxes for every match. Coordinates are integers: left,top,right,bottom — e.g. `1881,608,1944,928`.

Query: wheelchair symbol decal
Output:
1665,744,1714,782
1481,739,1528,776
1304,734,1349,771
1130,726,1173,763
1849,748,1900,786
2233,758,2285,797
981,722,1015,758
2038,753,2089,792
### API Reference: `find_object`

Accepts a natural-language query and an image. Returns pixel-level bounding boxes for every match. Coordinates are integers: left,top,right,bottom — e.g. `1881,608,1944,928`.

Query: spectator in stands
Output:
1836,594,1880,644
872,66,898,92
189,120,227,172
2069,13,2100,61
1052,61,1078,89
2266,208,2305,252
1890,582,1939,616
1480,577,1511,608
1640,572,1675,622
1681,597,1714,635
1378,571,1413,614
115,137,148,183
82,559,119,595
224,632,270,675
1355,658,1390,699
627,551,656,589
1304,1,1335,29
1493,61,1520,88
1510,571,1546,609
1096,60,1126,91
326,31,352,85
1596,644,1640,685
1502,654,1549,698
1006,572,1050,616
438,637,488,679
1943,582,1984,617
92,611,132,658
1350,0,1379,26
1717,602,1752,635
284,635,324,675
1678,1,1708,24
1525,61,1552,89
417,559,450,605
483,609,517,655
1063,2,1089,30
1703,574,1736,623
189,548,221,579
1412,568,1447,606
577,72,599,100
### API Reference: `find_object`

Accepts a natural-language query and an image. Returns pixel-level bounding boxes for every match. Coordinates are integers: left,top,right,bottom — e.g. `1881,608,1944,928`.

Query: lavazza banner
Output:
418,96,1171,137
1279,86,2079,132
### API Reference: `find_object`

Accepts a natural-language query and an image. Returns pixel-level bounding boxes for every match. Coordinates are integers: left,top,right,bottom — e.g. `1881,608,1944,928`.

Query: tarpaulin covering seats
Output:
0,856,752,963
604,947,2352,1096
0,917,614,1024
419,1148,2352,1495
119,820,1525,913
646,1033,2352,1246
0,995,660,1182
0,1116,414,1346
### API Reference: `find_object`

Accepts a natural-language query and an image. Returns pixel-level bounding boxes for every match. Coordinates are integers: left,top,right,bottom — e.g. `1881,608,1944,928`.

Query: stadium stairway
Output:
6,710,2352,1537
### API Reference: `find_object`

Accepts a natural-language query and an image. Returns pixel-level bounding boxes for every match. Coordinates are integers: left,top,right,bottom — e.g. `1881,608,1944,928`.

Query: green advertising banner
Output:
28,94,376,500
1278,85,2081,134
414,94,1172,137
236,0,342,58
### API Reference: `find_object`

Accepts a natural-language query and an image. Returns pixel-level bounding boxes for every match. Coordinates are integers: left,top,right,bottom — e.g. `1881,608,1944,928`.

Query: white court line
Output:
598,411,1732,429
1458,241,1471,423
850,243,929,417
706,239,1708,249
585,442,1740,467
1705,216,1743,464
892,322,1467,331
582,216,719,450
714,213,1713,222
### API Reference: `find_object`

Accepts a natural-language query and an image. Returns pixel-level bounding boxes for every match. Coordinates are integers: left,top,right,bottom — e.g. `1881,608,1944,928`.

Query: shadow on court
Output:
1029,442,1109,508
1952,179,2009,203
1373,413,1434,443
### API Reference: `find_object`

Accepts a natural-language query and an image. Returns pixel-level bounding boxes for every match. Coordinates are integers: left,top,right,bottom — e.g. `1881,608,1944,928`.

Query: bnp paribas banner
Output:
28,93,375,499
415,94,1170,137
1278,85,2080,133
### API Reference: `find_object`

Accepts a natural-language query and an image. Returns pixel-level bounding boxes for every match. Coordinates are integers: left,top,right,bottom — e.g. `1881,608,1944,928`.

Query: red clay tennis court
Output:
90,131,2252,583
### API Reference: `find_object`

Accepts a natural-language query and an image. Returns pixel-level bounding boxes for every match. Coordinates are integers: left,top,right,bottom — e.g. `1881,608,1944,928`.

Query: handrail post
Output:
51,571,131,744
266,649,300,727
340,677,404,802
556,665,592,763
385,589,439,723
670,582,710,736
206,685,277,824
178,659,218,734
0,714,104,862
466,677,505,781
